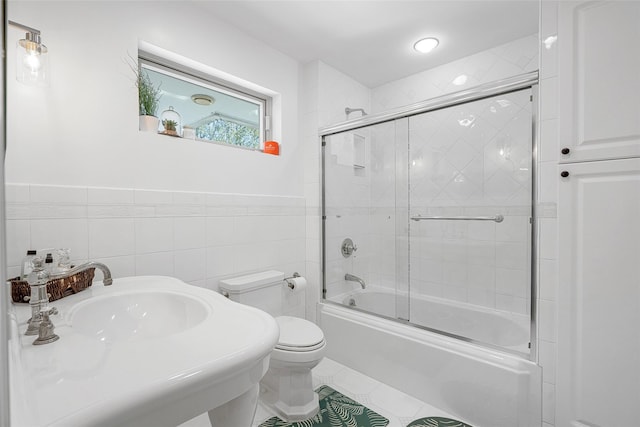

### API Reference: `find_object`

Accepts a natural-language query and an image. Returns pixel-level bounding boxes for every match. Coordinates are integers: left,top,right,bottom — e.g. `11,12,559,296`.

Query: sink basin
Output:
9,275,280,427
68,291,209,342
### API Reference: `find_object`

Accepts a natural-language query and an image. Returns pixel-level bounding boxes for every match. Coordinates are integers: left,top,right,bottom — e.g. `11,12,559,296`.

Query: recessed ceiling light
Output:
191,94,215,106
413,37,439,53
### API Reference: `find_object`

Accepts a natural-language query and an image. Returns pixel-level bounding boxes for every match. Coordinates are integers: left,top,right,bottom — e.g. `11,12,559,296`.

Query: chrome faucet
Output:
33,307,59,345
24,260,112,344
24,260,113,344
58,261,113,286
25,257,55,336
345,273,366,289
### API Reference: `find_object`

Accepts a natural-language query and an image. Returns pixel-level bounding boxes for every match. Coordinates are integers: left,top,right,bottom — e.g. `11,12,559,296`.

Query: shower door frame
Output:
320,71,539,361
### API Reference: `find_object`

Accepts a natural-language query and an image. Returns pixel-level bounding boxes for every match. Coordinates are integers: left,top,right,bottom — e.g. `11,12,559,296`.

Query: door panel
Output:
407,88,533,353
558,1,640,163
557,158,640,426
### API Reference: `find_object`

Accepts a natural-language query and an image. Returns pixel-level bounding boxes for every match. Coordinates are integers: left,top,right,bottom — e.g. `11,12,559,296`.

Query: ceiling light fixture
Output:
9,20,49,86
413,37,439,54
191,94,215,106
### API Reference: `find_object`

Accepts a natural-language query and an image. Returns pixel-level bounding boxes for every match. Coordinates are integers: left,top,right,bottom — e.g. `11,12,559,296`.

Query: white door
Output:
557,158,640,426
557,1,640,164
557,2,640,425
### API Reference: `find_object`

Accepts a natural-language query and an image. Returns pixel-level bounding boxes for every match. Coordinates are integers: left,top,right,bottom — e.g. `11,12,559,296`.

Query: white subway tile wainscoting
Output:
5,184,306,316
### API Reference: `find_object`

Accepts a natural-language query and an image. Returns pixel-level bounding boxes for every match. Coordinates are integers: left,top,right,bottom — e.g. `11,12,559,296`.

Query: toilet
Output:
219,270,326,422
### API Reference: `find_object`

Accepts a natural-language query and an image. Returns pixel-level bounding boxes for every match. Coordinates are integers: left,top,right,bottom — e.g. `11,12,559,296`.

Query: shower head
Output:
345,107,367,118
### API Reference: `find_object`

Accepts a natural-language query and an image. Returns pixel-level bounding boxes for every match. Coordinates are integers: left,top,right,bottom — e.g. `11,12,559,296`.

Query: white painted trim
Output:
1,0,11,423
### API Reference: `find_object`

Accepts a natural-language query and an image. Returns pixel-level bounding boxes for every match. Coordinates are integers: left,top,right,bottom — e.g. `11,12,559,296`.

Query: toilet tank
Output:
219,270,285,316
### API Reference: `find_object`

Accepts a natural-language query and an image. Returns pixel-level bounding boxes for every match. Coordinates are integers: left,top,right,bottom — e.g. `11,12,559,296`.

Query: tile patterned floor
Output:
180,357,459,427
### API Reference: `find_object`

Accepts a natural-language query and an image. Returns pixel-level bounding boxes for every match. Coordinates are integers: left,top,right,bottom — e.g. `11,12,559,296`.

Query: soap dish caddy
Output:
7,268,95,303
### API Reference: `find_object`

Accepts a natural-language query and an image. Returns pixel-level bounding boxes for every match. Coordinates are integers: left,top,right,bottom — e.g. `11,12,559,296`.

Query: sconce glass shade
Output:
16,32,49,86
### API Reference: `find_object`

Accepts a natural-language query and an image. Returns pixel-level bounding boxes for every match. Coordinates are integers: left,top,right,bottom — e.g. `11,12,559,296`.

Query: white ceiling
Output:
198,0,539,88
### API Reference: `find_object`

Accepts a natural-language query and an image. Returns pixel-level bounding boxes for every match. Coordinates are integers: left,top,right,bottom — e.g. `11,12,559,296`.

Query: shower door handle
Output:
410,215,504,223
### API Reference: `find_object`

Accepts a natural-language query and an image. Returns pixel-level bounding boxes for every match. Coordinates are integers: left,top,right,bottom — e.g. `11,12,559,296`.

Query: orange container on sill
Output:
264,140,280,155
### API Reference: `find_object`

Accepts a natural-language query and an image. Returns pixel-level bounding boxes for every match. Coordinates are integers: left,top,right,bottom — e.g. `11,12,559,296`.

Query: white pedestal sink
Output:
68,290,210,343
8,276,279,427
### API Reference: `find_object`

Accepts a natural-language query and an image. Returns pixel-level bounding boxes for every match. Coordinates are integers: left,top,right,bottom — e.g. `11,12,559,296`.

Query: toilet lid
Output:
275,316,325,350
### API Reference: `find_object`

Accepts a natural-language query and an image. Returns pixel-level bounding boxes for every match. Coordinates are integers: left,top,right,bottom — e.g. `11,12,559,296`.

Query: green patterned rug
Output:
406,417,472,427
259,385,389,427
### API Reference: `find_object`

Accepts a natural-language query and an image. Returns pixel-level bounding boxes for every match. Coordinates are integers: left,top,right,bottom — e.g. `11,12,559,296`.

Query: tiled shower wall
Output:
5,184,307,317
404,90,533,314
322,121,407,301
323,125,379,299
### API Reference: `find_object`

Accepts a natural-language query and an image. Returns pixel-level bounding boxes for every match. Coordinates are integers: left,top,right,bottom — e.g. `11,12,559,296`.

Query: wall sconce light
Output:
9,20,49,86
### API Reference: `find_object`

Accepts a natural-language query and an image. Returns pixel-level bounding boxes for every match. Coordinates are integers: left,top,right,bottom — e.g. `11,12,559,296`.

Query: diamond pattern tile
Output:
446,139,479,171
484,169,525,203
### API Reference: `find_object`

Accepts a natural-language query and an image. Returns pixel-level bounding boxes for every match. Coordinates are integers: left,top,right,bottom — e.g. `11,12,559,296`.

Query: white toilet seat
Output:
276,341,325,352
271,316,326,363
275,316,324,349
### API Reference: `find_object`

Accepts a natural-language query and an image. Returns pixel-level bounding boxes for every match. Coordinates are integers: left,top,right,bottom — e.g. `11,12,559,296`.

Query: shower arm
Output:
345,107,367,118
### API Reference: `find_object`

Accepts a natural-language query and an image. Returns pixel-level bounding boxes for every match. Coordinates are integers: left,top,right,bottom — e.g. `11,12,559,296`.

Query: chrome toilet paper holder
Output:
285,272,300,289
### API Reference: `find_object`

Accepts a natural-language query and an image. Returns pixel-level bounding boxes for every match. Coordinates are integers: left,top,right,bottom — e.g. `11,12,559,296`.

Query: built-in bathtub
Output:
338,287,530,352
318,301,541,427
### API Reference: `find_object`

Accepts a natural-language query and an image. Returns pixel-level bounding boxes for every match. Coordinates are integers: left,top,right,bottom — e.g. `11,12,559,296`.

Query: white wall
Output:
6,0,301,196
4,1,308,311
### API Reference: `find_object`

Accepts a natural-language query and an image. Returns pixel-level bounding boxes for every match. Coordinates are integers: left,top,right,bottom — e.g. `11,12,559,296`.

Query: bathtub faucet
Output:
345,273,366,289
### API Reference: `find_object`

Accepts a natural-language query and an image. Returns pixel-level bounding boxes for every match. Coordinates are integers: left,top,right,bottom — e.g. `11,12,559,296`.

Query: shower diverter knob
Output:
341,238,358,258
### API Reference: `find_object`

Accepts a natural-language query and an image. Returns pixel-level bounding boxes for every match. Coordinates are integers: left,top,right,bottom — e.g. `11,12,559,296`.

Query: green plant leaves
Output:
406,417,473,427
259,385,389,427
137,70,161,117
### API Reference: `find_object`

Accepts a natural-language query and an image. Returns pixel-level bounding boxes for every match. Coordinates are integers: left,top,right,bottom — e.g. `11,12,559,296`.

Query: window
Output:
139,54,271,150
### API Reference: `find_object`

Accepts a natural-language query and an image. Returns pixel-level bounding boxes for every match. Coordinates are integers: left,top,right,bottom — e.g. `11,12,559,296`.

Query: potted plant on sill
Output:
162,119,178,136
136,68,162,132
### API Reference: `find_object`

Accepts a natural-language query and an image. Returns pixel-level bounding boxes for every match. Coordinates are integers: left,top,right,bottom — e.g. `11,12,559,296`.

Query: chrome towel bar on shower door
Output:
410,214,504,223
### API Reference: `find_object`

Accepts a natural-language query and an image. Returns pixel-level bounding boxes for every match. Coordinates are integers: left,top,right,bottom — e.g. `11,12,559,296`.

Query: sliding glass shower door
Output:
323,119,410,320
407,88,533,353
322,81,535,356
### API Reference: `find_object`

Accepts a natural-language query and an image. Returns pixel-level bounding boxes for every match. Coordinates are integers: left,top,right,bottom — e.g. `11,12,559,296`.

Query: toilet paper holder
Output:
285,272,301,289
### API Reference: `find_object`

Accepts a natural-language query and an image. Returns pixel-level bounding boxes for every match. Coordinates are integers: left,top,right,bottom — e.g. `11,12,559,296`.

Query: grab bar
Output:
411,214,504,223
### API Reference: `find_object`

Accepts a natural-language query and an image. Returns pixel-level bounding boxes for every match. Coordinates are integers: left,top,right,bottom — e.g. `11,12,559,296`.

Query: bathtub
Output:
318,300,541,427
338,287,530,352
